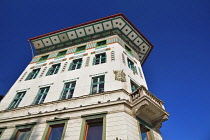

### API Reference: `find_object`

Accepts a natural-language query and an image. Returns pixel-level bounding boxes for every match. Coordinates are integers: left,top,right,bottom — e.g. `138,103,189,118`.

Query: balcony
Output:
130,86,169,131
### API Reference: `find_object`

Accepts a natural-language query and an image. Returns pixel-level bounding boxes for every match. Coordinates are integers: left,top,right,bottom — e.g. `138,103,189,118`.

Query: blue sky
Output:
0,0,210,139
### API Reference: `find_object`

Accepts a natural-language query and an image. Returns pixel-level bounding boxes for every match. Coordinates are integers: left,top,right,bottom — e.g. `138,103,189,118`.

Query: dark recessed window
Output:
125,45,132,54
76,45,86,52
39,55,49,62
57,50,67,57
96,40,106,47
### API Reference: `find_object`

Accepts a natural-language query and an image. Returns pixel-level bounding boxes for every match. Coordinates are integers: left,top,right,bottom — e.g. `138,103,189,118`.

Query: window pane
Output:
140,125,150,140
99,83,104,93
48,126,64,140
16,129,31,140
86,121,103,140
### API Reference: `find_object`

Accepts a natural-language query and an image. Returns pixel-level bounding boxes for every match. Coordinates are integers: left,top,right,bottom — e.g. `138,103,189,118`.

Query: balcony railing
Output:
130,86,164,108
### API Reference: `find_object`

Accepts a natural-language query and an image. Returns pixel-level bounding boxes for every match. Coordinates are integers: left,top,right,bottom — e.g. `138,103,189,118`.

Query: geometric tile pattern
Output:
29,14,153,65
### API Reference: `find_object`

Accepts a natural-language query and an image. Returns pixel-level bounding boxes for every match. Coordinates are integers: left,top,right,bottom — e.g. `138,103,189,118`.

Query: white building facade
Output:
0,14,169,140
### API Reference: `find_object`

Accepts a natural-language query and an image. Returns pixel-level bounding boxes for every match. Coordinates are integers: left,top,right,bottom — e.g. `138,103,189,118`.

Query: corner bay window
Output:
69,58,82,70
9,91,26,109
33,86,50,105
25,68,40,80
93,53,106,65
60,81,76,100
91,76,105,94
46,63,61,76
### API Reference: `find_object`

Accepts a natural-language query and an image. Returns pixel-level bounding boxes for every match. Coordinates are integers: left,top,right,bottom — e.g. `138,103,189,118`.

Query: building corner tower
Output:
0,14,169,140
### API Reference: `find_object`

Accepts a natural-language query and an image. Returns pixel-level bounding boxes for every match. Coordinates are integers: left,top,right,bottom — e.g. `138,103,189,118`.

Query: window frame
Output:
33,86,50,105
90,75,105,94
137,118,154,140
8,91,26,109
10,122,36,140
76,45,86,52
39,55,49,62
0,127,6,138
25,68,41,81
79,112,107,140
125,45,133,55
46,63,61,76
69,58,83,71
41,118,69,140
93,53,106,65
130,81,139,92
60,81,76,100
56,50,67,57
127,58,134,70
96,40,107,47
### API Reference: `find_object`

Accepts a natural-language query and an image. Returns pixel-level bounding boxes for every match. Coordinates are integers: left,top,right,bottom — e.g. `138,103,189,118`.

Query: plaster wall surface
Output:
0,36,147,111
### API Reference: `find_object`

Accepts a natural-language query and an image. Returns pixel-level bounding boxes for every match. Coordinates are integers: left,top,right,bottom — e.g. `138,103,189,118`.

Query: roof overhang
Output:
29,13,154,65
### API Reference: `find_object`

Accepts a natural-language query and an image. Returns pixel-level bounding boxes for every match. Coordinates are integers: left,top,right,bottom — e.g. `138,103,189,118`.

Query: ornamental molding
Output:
113,70,126,82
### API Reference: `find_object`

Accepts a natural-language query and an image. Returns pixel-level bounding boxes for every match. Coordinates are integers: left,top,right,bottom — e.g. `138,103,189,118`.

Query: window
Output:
0,127,6,138
76,45,86,52
127,58,134,70
125,45,133,55
45,124,65,140
8,92,26,109
60,81,76,100
57,50,67,57
131,81,138,92
46,63,61,76
80,112,107,140
25,68,40,80
96,40,106,47
140,125,152,140
33,87,50,105
42,118,68,140
10,123,36,140
39,55,49,62
69,58,82,70
91,76,105,94
93,53,106,65
14,128,31,140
